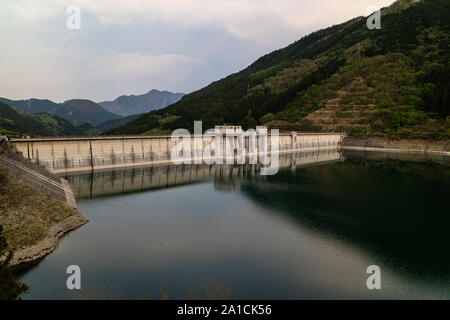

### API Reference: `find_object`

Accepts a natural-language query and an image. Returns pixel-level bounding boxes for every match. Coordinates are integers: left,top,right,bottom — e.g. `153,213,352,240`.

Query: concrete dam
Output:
11,132,345,174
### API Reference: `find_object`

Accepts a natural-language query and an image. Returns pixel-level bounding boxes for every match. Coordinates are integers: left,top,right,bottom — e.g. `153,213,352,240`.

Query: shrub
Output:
348,126,367,134
260,113,275,124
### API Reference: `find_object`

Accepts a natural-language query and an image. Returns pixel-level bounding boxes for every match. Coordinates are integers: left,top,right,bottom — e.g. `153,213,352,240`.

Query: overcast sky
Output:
0,0,396,103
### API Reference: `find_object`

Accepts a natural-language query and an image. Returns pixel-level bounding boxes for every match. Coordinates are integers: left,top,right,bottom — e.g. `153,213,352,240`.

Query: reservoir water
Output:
16,150,450,299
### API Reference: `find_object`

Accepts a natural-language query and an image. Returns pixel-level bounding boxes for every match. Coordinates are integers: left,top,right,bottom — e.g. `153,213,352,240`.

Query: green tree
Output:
0,225,28,300
240,109,258,130
260,113,275,124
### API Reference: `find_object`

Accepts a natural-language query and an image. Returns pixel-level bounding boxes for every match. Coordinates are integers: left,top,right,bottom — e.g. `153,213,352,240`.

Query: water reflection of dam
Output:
65,149,344,199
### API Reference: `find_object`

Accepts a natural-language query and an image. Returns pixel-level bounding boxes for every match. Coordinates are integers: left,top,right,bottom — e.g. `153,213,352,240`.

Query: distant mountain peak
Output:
57,99,121,126
99,89,185,117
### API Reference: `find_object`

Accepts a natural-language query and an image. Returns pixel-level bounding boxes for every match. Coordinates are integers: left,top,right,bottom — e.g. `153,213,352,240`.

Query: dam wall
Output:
11,133,344,174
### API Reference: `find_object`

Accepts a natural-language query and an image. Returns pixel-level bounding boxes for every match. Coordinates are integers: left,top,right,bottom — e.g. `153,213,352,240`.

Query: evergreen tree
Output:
240,110,258,130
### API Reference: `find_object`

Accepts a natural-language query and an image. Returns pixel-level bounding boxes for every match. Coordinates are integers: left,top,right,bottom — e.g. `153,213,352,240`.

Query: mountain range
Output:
109,0,449,140
99,89,185,117
0,89,184,135
0,97,120,127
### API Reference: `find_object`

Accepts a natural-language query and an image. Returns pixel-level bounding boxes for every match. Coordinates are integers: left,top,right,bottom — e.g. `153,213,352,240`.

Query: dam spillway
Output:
10,132,344,174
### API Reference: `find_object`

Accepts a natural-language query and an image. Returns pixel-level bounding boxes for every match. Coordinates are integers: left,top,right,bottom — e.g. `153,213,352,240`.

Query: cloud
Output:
0,46,203,102
0,0,397,102
2,0,64,21
76,0,396,43
4,0,397,44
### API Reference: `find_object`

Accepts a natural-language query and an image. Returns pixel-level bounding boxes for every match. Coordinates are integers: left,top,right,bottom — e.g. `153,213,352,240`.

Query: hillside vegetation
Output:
95,113,143,133
0,168,78,252
110,0,449,139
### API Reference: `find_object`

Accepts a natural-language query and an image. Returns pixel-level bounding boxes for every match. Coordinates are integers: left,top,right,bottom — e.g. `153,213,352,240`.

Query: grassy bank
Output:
0,167,84,258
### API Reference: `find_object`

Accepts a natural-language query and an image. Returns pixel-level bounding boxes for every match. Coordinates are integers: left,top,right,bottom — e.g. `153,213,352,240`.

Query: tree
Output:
260,113,275,124
240,109,258,130
0,225,28,300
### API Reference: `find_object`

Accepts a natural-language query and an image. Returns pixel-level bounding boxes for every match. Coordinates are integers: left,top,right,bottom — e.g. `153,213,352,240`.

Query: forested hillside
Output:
0,102,100,137
110,0,449,139
95,113,143,133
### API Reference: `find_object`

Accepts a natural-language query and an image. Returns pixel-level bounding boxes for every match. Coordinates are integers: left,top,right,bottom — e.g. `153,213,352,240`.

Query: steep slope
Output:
99,89,185,117
55,99,122,126
0,102,98,136
110,0,449,139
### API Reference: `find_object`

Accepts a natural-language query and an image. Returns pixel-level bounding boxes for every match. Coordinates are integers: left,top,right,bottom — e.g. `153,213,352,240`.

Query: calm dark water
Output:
17,150,450,299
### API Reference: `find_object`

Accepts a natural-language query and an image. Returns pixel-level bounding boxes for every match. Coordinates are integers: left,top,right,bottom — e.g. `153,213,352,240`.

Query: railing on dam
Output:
10,132,345,174
64,149,344,199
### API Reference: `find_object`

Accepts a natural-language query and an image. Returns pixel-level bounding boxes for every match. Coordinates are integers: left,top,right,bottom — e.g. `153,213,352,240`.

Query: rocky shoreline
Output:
341,137,450,156
8,215,88,267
